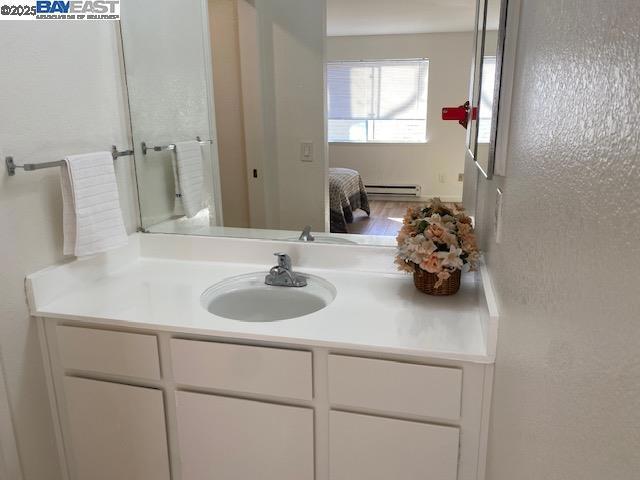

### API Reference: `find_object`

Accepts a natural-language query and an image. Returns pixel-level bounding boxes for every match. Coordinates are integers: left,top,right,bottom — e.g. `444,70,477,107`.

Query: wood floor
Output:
348,199,460,237
348,200,419,237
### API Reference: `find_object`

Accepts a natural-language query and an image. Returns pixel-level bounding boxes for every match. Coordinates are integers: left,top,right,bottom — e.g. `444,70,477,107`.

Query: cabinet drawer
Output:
328,355,462,420
56,326,161,380
171,339,313,400
330,411,459,480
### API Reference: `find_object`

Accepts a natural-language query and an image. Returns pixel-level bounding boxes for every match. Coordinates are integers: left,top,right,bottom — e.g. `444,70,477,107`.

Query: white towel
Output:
173,141,204,218
60,152,128,257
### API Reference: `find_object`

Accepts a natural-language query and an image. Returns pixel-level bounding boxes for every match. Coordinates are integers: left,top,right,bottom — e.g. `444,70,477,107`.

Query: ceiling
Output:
327,0,500,37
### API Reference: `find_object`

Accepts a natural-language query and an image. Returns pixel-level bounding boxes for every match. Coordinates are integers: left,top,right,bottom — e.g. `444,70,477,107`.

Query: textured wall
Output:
474,1,640,478
0,22,137,480
121,0,219,228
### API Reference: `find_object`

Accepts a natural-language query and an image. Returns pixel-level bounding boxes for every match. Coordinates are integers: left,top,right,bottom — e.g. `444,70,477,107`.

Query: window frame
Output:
326,58,430,145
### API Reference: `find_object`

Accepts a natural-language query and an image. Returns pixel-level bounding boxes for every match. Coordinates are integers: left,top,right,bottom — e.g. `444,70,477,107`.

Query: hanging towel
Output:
60,152,128,257
173,141,204,218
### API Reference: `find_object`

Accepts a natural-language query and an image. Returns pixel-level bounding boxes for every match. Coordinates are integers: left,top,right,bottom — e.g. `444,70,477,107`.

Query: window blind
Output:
327,59,429,143
478,56,496,144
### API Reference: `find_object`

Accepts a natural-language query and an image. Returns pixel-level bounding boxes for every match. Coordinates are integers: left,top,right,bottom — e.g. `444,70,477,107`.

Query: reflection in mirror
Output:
467,0,486,158
122,0,502,245
470,0,503,178
120,0,221,230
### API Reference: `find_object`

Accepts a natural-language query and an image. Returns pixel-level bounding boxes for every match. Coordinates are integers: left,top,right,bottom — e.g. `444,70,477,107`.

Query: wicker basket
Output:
413,265,461,296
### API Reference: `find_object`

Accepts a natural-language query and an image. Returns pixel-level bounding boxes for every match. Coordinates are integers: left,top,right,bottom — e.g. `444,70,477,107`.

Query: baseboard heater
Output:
365,184,422,197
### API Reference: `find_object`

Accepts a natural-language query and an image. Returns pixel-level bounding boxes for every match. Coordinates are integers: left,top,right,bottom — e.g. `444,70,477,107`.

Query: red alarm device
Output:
442,101,477,129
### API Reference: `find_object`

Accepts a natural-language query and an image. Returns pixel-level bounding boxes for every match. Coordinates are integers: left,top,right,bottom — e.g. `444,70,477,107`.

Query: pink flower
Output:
456,214,473,225
437,245,464,270
420,254,442,274
458,223,472,236
461,232,478,254
427,224,447,242
441,231,459,247
396,230,408,244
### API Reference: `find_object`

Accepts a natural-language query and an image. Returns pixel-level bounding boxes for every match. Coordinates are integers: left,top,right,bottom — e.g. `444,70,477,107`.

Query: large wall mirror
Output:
120,0,510,246
467,0,509,179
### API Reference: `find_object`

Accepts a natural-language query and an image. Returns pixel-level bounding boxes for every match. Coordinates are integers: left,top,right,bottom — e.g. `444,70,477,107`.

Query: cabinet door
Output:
176,391,314,480
330,411,459,480
63,377,170,480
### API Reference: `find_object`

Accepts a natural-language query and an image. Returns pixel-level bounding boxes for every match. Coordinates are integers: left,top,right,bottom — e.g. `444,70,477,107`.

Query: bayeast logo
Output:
36,1,119,19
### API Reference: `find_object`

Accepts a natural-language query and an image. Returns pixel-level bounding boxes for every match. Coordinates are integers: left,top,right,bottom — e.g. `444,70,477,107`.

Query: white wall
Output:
239,0,328,232
472,0,640,478
209,0,251,228
0,22,138,480
327,32,474,202
0,355,22,480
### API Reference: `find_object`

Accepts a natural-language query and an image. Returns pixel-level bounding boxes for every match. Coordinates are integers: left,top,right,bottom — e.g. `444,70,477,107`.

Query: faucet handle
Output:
274,252,292,270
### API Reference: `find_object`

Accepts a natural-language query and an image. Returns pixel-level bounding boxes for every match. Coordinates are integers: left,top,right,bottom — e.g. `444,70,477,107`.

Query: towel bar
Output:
5,146,134,177
141,136,213,155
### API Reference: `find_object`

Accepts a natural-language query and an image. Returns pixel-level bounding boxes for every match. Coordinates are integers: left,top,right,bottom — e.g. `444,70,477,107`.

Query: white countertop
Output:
27,234,498,363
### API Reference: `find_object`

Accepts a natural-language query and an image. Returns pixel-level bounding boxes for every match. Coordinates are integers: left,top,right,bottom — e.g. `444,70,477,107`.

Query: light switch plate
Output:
495,188,504,243
300,142,313,162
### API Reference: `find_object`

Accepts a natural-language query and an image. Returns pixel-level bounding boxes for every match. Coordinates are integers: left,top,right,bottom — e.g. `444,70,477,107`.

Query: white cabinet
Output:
171,338,313,400
62,377,170,480
328,354,463,421
42,322,491,480
56,326,161,380
329,411,459,480
175,391,315,480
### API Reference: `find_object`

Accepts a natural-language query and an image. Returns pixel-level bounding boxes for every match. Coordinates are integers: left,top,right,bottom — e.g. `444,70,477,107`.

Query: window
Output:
478,56,496,144
327,59,429,143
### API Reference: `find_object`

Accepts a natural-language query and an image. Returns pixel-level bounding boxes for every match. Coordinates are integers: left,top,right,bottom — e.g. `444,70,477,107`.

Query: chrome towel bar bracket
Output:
5,146,134,177
141,136,213,155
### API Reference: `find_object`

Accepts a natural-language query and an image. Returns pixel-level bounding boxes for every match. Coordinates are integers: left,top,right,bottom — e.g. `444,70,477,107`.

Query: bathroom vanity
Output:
28,234,498,480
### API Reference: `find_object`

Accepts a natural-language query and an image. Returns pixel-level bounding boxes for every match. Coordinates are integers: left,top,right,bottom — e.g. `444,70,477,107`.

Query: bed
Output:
329,168,370,233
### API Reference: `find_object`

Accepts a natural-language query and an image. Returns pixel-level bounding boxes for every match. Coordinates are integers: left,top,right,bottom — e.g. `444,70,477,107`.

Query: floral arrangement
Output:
395,198,480,288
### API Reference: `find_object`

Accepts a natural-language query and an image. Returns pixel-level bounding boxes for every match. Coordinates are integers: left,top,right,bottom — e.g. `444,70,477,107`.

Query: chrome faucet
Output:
265,253,307,287
299,225,315,242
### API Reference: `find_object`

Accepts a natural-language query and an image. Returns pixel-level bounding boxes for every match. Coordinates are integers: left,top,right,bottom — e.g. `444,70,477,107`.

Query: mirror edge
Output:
475,0,511,180
465,0,485,158
484,0,511,179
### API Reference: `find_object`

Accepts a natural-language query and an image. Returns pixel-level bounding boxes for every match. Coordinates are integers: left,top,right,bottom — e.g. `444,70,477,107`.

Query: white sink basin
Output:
201,273,336,322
